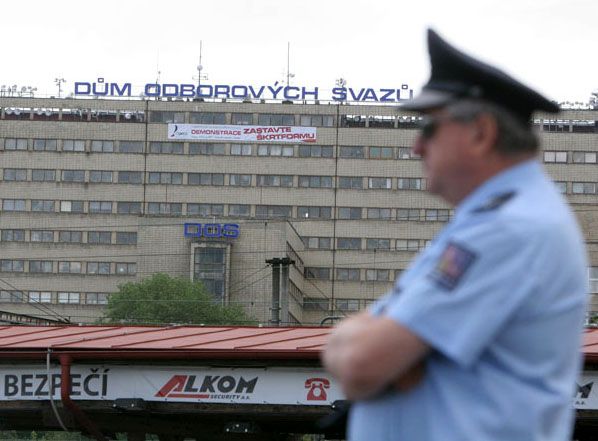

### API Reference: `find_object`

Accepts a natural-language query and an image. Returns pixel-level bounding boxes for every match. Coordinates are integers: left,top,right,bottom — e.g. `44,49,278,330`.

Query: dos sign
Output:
184,223,240,239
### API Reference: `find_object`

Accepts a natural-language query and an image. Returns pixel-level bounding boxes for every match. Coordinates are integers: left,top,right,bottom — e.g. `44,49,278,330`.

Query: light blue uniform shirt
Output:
349,160,588,441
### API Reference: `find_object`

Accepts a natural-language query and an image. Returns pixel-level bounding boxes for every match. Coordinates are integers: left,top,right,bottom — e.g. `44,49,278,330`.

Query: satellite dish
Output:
13,108,21,115
5,108,13,115
45,109,52,116
124,112,132,120
36,108,44,115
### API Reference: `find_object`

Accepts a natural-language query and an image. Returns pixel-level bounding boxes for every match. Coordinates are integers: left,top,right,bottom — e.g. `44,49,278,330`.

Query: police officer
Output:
322,29,588,441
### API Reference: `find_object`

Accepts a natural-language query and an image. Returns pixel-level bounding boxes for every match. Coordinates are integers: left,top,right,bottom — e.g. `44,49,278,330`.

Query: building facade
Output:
0,96,597,325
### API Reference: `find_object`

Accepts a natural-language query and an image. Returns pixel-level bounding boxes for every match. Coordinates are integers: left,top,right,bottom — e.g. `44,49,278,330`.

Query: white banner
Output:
0,365,342,406
168,124,317,143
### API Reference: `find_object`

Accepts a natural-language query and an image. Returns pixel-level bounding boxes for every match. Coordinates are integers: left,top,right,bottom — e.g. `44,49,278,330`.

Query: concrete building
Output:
0,96,597,325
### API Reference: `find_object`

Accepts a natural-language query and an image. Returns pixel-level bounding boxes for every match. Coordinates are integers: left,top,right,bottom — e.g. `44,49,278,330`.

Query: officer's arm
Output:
322,312,430,400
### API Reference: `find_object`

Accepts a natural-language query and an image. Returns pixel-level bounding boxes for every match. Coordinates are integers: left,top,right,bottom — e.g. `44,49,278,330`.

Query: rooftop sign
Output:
73,78,414,103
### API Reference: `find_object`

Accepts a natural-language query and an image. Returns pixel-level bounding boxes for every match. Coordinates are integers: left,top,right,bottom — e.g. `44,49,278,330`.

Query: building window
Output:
257,144,294,157
367,208,392,220
369,147,394,159
150,111,185,123
335,298,360,311
33,139,57,151
1,260,25,272
339,146,365,159
28,291,52,303
87,262,111,274
298,145,333,158
297,206,332,219
368,177,392,189
543,151,567,163
188,173,224,186
60,201,84,213
31,200,55,212
554,181,567,194
117,202,142,214
89,201,113,214
0,290,24,302
228,204,250,217
298,176,333,188
4,138,28,150
337,207,362,220
338,176,363,189
397,208,421,221
189,112,226,124
300,115,334,127
572,151,597,164
194,247,226,303
29,260,53,273
1,229,25,242
337,238,361,250
59,231,83,243
257,175,293,187
31,230,54,242
189,143,225,155
89,171,113,183
116,232,137,245
118,141,144,153
58,292,80,304
572,182,596,194
3,168,27,181
366,238,391,250
336,269,360,281
91,140,114,152
61,170,85,182
303,237,331,249
149,142,184,154
589,267,598,293
229,174,252,186
425,209,450,222
396,239,421,251
255,205,292,219
148,172,183,185
118,171,143,184
147,203,182,215
187,204,224,217
231,113,253,125
398,178,423,190
2,199,26,211
230,144,252,156
304,267,330,280
366,269,391,282
85,292,109,305
59,261,82,274
303,297,329,311
32,169,56,182
258,114,294,125
397,147,418,159
63,140,85,152
116,263,136,275
88,231,112,244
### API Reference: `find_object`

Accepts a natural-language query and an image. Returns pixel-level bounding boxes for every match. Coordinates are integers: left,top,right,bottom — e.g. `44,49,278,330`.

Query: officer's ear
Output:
471,113,498,156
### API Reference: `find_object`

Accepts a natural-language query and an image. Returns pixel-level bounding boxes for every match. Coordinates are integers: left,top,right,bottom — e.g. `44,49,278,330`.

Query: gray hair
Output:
444,99,539,154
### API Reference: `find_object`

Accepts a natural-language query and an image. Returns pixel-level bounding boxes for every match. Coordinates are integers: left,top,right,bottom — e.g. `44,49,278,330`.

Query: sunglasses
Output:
418,115,463,140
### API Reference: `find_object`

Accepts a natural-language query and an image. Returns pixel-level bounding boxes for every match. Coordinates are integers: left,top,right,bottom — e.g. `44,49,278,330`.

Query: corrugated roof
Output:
0,325,597,362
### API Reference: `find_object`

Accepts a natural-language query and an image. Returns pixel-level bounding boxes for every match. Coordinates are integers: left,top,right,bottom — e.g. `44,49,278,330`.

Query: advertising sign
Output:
168,124,316,143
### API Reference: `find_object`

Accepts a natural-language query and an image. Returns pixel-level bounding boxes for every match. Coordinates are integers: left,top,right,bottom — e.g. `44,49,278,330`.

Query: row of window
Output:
303,297,374,312
0,229,137,244
0,260,136,275
303,237,430,251
0,290,109,305
304,267,403,281
0,199,451,220
1,138,417,159
544,151,598,164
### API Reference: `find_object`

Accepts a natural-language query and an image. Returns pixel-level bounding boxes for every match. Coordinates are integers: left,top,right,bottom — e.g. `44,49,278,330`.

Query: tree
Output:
102,273,254,325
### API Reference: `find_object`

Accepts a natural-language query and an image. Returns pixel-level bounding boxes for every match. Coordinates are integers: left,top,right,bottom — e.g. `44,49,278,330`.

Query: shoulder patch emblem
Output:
472,191,516,213
428,242,477,290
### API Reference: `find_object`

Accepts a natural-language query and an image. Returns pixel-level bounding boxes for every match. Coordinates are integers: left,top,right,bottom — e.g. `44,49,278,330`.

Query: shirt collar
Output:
454,159,542,219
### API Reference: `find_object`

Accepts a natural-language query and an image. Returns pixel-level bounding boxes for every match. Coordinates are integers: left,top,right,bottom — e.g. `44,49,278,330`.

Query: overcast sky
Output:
1,0,596,103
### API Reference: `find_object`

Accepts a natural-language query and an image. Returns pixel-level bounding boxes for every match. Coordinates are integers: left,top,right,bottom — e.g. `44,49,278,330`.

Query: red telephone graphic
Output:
305,377,330,401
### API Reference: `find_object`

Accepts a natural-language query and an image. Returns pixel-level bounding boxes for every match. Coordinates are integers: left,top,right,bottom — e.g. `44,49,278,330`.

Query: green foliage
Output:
0,431,90,441
102,273,254,326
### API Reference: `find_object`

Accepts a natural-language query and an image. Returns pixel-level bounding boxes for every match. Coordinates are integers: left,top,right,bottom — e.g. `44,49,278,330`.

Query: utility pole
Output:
266,257,295,326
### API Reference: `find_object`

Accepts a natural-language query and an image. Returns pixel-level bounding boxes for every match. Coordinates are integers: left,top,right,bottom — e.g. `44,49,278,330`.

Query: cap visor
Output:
400,89,455,111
